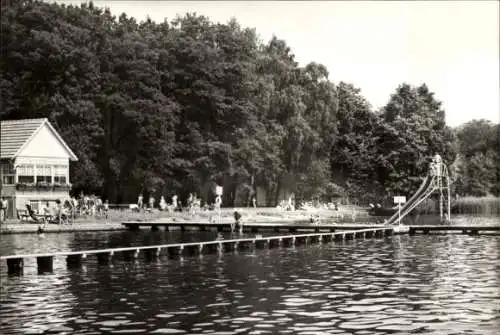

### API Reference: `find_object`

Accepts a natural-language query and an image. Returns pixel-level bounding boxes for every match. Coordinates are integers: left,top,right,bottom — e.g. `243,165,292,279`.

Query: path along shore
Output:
0,206,366,234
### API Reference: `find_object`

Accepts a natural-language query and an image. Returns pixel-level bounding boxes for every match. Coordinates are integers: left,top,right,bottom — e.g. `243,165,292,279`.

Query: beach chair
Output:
17,209,31,223
25,204,42,223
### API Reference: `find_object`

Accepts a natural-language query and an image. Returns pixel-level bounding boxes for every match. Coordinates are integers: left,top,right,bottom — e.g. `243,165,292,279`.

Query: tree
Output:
454,120,499,196
375,83,457,200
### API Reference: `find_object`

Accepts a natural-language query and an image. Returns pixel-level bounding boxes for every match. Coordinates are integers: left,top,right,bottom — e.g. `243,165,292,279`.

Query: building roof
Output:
1,118,78,161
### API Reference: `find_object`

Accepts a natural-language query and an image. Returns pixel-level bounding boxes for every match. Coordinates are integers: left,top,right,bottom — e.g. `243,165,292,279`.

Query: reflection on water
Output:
1,233,500,334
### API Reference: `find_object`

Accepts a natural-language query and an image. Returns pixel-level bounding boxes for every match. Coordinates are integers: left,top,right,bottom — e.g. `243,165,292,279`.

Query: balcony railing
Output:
16,182,72,191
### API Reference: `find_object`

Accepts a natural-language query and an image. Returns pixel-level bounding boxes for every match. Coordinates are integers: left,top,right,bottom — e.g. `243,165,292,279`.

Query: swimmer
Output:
37,222,47,236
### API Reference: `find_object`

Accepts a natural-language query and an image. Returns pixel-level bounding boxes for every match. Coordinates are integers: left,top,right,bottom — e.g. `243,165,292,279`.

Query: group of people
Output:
74,193,110,218
136,192,221,215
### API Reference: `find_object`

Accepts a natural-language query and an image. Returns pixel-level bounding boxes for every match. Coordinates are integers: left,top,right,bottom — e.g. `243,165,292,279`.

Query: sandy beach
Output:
0,206,367,234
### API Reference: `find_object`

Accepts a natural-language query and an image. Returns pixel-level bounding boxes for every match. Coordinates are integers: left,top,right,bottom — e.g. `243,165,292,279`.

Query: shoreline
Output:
0,207,368,234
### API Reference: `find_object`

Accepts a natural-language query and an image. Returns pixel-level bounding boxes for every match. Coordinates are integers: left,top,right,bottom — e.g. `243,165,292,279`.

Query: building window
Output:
17,165,35,184
1,162,15,185
36,165,52,184
54,165,68,184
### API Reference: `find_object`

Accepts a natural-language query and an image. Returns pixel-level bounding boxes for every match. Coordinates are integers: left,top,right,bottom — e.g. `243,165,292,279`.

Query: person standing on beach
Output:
215,195,222,211
252,196,257,208
0,197,8,224
215,195,222,222
172,195,178,211
103,200,109,222
138,193,144,210
149,195,155,210
159,196,167,211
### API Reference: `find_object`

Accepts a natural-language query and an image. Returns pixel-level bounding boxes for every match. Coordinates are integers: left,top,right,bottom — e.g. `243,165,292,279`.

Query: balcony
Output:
16,182,72,192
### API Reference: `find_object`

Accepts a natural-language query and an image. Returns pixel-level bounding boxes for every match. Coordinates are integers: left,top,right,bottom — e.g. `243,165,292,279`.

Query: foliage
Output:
453,120,499,196
1,0,487,207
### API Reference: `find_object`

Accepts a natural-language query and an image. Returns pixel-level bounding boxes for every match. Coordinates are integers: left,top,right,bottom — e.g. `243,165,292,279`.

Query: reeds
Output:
452,196,500,216
410,196,500,216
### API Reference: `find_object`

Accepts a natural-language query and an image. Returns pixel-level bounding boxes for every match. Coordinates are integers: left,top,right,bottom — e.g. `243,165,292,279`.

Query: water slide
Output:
385,174,434,225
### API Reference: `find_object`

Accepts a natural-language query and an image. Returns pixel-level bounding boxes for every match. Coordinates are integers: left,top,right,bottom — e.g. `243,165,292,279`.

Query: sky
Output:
57,1,499,127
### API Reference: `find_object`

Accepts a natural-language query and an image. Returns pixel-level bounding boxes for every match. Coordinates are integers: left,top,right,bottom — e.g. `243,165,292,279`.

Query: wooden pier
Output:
121,221,500,235
121,221,384,233
1,227,393,276
408,225,500,235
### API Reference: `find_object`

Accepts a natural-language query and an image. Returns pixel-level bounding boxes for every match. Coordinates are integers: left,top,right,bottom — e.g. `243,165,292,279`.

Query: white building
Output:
0,118,78,218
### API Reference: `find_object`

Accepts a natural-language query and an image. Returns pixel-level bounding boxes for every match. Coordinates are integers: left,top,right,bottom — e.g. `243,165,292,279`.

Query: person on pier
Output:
149,195,155,210
159,196,167,211
233,211,243,234
172,195,178,211
0,197,8,224
215,195,222,213
103,200,109,223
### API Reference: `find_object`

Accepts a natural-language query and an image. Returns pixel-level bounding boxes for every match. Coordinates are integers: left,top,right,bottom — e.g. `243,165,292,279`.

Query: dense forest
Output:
1,1,498,205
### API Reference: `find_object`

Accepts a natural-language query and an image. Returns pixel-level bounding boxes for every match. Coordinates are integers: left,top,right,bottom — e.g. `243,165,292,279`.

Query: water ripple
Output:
1,232,500,334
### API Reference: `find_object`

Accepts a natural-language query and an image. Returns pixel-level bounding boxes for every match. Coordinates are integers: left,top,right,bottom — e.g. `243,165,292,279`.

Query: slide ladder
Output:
386,158,451,225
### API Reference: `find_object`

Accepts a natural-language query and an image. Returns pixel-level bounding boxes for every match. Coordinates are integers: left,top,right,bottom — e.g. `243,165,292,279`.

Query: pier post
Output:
184,245,199,255
295,236,306,245
67,254,86,269
223,242,236,252
281,237,293,248
123,249,140,261
237,241,253,251
128,224,140,231
204,243,218,254
97,252,113,265
266,239,277,248
255,240,267,249
168,246,184,258
7,258,24,276
144,248,160,261
37,256,54,274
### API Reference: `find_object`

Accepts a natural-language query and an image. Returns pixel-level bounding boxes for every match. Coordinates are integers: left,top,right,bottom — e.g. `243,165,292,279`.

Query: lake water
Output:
1,216,499,334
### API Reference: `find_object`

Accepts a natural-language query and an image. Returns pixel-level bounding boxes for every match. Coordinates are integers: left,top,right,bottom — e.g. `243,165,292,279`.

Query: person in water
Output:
37,221,48,234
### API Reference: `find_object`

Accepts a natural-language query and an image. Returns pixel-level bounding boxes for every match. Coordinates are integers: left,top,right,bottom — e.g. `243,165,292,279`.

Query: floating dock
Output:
408,225,500,235
121,221,383,232
1,227,393,276
121,221,500,235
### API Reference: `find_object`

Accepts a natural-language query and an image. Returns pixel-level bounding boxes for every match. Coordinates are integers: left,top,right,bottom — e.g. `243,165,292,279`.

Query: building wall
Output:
18,124,72,159
15,189,71,213
1,121,76,219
